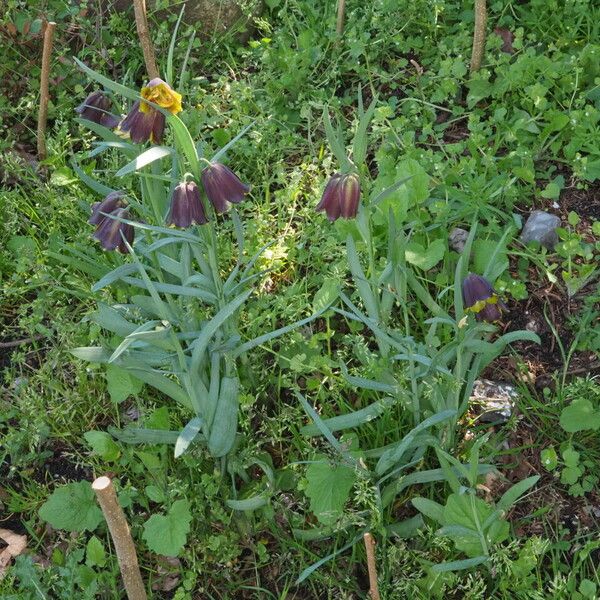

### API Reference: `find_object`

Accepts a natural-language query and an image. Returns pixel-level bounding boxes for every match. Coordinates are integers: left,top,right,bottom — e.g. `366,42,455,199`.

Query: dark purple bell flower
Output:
119,100,166,144
93,207,135,253
316,173,360,221
201,162,250,214
89,191,125,225
75,91,120,128
166,182,209,227
462,273,506,323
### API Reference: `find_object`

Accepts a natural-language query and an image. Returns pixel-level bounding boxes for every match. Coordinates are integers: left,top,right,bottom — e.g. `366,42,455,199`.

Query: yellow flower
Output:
140,78,182,115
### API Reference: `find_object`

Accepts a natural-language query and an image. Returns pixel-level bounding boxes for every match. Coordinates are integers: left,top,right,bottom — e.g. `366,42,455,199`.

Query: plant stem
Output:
470,0,487,73
37,21,56,160
92,477,147,600
133,0,160,79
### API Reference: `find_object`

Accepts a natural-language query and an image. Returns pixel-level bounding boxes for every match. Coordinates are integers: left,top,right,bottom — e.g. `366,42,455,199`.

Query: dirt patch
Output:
560,179,600,222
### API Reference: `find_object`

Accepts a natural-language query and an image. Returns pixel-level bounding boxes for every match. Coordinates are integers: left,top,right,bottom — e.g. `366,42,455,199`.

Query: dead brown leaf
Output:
0,528,27,579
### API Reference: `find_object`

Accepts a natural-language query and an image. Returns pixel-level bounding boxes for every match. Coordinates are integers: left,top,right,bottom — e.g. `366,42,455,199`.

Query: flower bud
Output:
201,163,250,214
166,182,209,228
75,91,120,128
316,173,360,221
462,273,506,323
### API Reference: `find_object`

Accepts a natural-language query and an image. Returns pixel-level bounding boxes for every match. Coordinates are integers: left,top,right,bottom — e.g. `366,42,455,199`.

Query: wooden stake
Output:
36,21,56,160
469,0,487,73
133,0,160,79
336,0,346,36
363,532,381,600
92,477,147,600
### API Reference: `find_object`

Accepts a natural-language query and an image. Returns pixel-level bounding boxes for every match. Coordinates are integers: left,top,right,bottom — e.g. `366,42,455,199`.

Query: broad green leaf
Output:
305,459,357,525
106,363,144,403
411,497,444,524
39,482,103,532
86,536,106,568
559,398,600,433
84,430,121,462
540,446,558,471
405,239,446,271
142,499,191,557
385,515,424,538
313,279,340,313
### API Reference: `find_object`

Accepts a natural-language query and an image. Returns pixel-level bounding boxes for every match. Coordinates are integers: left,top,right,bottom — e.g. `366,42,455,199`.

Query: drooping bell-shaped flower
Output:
93,207,135,253
462,273,506,323
118,78,182,144
166,181,209,228
140,78,182,115
201,162,250,214
75,91,120,128
89,191,125,225
119,100,166,144
316,173,360,221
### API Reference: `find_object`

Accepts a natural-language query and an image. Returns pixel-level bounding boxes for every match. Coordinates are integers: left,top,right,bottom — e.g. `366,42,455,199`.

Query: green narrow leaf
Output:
352,95,377,165
212,121,256,163
174,417,203,458
116,146,173,177
74,57,139,102
166,4,186,86
108,426,180,445
167,113,199,177
71,159,116,196
207,376,239,457
431,556,488,573
346,235,379,320
300,397,395,436
226,495,269,511
190,290,252,372
496,476,540,512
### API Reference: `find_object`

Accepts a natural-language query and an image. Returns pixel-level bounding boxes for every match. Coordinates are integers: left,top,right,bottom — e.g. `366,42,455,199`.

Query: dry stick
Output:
36,21,56,160
469,0,487,73
92,477,147,600
336,0,346,36
133,0,160,79
363,532,381,600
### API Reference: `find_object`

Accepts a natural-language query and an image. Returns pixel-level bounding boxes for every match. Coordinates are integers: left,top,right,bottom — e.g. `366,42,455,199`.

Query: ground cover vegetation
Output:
1,0,600,598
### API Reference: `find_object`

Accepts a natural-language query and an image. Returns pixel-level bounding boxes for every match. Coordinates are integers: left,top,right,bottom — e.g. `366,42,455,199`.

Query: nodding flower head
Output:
140,78,182,115
167,181,209,228
462,273,506,323
118,100,165,144
92,205,135,253
75,91,120,128
316,173,360,221
201,162,250,214
89,191,125,225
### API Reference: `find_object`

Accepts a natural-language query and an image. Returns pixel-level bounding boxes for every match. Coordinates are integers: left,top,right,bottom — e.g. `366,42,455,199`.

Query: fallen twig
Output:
470,0,487,73
93,476,147,600
133,0,159,79
363,532,381,600
36,21,56,159
0,335,45,349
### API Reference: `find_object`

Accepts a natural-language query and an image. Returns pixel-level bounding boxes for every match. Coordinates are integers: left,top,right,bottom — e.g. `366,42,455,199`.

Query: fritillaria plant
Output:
71,60,326,466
